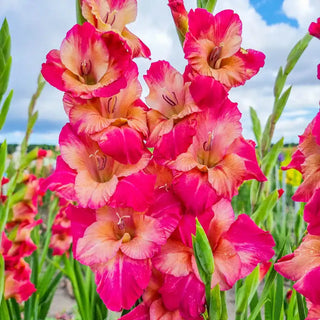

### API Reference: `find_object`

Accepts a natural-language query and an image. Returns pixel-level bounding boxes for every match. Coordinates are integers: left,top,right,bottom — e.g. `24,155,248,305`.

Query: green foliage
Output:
192,219,214,286
0,140,7,180
0,19,11,103
197,0,217,12
250,107,262,146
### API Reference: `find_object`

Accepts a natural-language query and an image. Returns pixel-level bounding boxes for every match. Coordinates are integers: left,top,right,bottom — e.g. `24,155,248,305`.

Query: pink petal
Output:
121,215,166,259
294,266,320,305
110,172,156,211
94,253,151,311
152,240,193,277
147,189,182,239
76,220,122,265
120,303,149,320
66,205,96,257
98,126,147,164
225,214,275,278
304,189,320,236
173,170,219,216
211,238,241,290
159,273,205,319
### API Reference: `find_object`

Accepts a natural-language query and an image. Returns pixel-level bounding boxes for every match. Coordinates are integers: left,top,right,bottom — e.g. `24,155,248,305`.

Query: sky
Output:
0,0,319,145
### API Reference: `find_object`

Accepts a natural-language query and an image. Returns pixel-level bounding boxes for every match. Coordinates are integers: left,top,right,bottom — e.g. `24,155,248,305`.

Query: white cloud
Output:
282,0,320,28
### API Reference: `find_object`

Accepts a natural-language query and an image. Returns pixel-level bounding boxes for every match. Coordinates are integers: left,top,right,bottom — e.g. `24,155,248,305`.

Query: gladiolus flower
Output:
41,22,133,99
168,80,265,214
63,64,148,139
184,9,265,89
68,188,181,311
144,60,200,148
4,258,36,303
81,0,150,58
59,123,150,209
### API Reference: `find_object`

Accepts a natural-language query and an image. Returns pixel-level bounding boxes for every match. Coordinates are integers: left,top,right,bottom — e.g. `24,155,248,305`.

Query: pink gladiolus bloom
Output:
207,200,275,290
59,123,150,209
63,65,148,139
81,0,150,58
309,17,320,39
69,189,181,311
282,111,320,202
184,9,265,89
4,258,36,303
144,60,201,147
42,22,133,99
169,88,265,214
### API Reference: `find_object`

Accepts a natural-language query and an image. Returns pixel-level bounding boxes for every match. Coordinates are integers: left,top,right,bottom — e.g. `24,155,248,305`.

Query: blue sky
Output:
0,0,319,145
250,0,298,27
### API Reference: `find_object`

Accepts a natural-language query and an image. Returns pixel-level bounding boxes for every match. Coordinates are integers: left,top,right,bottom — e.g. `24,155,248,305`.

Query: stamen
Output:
89,150,107,170
203,131,214,151
116,212,131,230
208,45,223,69
80,59,92,76
107,96,117,113
105,12,116,26
159,183,169,191
162,91,178,106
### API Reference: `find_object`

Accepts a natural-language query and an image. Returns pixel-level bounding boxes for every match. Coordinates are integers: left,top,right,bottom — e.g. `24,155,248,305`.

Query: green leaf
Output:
0,254,4,306
272,86,292,123
0,19,11,63
284,33,312,75
192,219,214,286
20,147,38,169
252,189,279,226
209,285,222,319
250,107,262,146
0,56,11,100
296,291,307,320
205,0,218,12
236,266,260,314
0,140,6,180
27,111,38,132
260,115,272,155
248,240,287,320
261,138,284,178
273,273,284,320
0,90,12,131
273,67,286,99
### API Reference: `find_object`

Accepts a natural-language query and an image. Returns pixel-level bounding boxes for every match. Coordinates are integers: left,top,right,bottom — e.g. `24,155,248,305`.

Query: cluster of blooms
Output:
41,0,275,318
275,18,320,320
0,174,41,303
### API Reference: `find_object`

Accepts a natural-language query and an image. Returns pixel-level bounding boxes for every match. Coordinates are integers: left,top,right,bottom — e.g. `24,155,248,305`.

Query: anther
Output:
80,59,92,76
